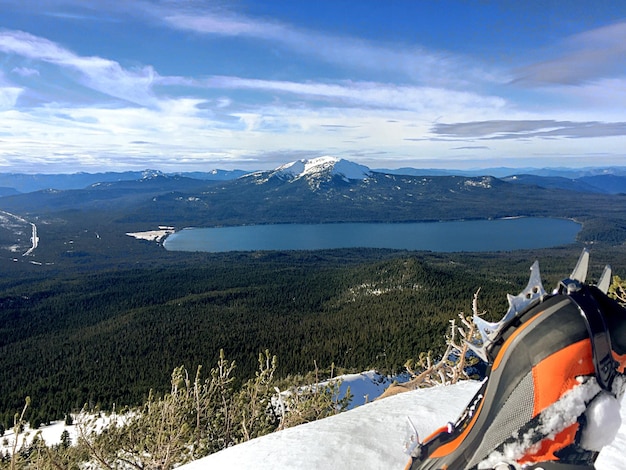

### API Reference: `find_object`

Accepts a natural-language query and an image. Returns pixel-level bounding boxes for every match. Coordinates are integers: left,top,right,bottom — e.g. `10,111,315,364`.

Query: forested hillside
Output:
1,246,623,429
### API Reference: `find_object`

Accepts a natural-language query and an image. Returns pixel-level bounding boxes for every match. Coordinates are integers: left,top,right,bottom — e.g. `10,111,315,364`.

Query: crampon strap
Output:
564,284,619,392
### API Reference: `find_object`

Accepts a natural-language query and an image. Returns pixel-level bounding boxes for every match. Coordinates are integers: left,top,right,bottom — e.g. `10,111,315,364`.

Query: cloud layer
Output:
0,1,625,172
433,120,626,140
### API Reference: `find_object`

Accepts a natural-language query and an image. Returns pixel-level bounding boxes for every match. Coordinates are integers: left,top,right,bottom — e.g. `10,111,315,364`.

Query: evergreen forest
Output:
2,244,624,431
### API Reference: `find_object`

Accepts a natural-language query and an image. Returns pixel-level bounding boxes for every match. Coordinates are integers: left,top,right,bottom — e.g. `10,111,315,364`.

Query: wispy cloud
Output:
159,75,506,114
452,146,490,150
1,1,625,172
11,66,40,77
433,120,626,140
161,8,501,87
0,30,157,107
514,20,626,85
42,11,122,22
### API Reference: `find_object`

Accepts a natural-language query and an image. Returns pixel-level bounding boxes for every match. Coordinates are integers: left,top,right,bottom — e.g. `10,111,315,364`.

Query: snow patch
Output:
581,392,622,451
0,412,119,455
463,177,493,189
126,226,175,243
180,381,483,470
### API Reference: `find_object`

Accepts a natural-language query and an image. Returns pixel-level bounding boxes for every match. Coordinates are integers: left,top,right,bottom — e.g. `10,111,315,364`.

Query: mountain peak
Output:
275,156,370,181
141,169,165,180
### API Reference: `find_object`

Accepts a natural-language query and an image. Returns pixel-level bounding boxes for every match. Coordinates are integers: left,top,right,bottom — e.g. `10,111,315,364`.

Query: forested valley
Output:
1,244,623,431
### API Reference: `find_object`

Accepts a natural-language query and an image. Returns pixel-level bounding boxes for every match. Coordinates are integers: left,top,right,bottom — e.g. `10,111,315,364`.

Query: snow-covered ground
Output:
3,373,624,469
180,379,626,470
0,413,114,455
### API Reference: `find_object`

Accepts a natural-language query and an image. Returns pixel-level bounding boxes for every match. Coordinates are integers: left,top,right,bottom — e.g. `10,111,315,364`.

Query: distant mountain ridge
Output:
3,159,626,194
0,169,249,193
377,166,626,179
502,175,605,193
502,174,626,195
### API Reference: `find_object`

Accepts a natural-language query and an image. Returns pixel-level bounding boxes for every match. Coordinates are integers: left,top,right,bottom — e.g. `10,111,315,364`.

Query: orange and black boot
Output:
404,249,626,470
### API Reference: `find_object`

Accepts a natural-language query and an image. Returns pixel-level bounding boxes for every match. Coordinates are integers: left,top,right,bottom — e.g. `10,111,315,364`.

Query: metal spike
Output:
465,340,489,363
570,248,590,284
473,315,500,344
502,260,546,323
471,260,545,362
598,265,612,294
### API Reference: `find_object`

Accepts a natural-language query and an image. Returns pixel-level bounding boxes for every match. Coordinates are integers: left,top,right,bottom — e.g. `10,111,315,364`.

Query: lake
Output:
162,217,581,253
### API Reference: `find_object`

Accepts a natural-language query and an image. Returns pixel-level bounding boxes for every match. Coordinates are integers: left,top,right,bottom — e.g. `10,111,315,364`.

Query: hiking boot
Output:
405,250,626,470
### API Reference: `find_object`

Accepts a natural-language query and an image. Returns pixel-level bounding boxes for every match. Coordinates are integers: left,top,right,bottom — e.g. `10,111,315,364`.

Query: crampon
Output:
404,249,626,470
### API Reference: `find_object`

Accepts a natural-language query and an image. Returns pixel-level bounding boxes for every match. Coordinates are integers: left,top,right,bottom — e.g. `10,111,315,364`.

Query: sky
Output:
1,1,626,173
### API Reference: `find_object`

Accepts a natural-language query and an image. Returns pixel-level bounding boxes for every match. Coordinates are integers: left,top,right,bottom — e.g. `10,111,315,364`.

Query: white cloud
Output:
0,30,158,107
165,13,282,38
159,75,506,116
1,4,625,171
0,86,23,109
11,66,40,77
547,79,626,117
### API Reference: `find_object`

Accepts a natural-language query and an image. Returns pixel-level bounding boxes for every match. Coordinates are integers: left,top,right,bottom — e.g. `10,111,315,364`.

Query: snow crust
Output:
180,378,626,470
181,381,482,470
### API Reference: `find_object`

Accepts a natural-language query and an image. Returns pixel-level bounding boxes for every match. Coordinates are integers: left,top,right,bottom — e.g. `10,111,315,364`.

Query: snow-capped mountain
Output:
249,156,371,187
140,169,165,180
276,156,370,181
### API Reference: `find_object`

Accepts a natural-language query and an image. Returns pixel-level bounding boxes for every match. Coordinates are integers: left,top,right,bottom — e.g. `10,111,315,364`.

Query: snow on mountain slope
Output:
180,379,626,470
275,156,370,181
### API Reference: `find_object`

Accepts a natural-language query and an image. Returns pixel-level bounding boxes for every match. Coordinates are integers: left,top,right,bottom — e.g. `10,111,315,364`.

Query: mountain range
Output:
0,169,248,194
2,157,626,194
2,156,626,267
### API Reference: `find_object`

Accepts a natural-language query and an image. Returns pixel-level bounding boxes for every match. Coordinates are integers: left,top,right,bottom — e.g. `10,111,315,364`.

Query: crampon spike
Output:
571,248,590,284
598,265,612,294
464,339,489,363
504,260,546,323
471,260,545,362
472,315,499,344
403,416,420,456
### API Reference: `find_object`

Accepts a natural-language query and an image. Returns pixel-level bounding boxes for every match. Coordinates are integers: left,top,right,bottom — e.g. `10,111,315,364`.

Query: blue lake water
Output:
163,218,581,253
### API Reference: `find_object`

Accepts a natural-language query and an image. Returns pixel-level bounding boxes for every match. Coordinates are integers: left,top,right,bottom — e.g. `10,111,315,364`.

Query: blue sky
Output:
1,0,626,173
